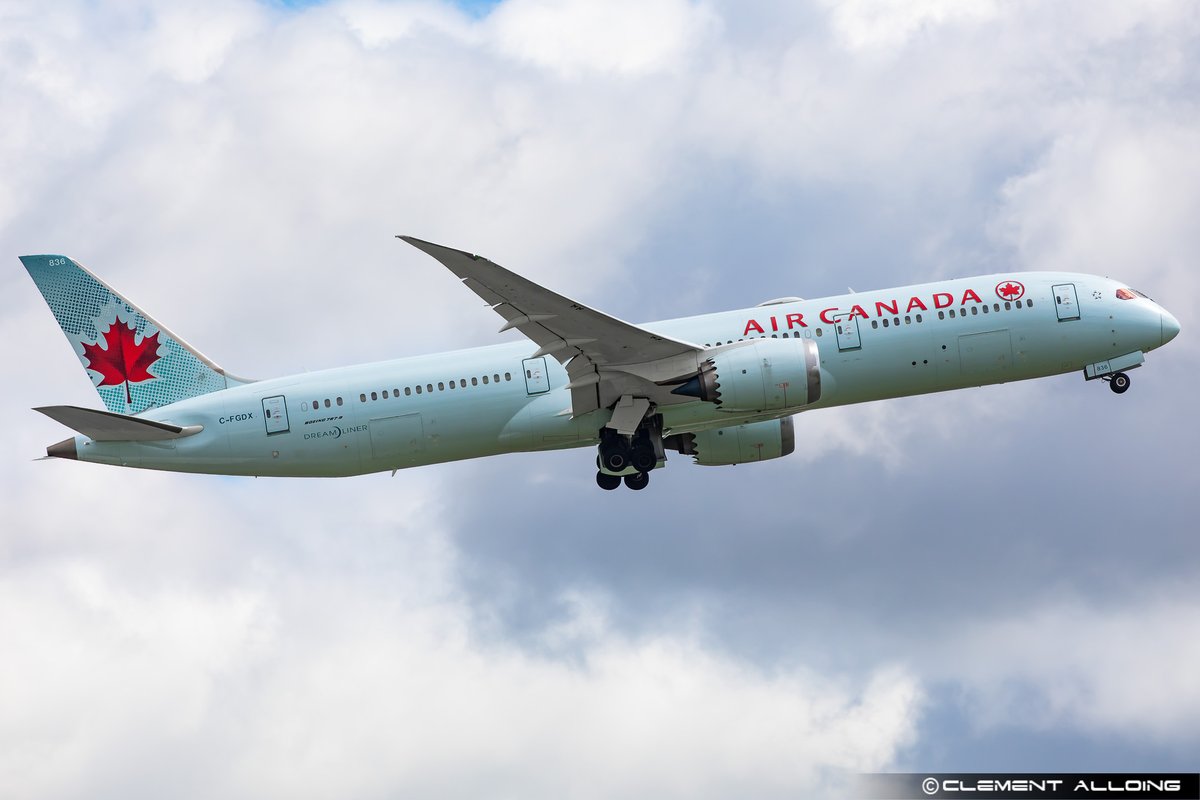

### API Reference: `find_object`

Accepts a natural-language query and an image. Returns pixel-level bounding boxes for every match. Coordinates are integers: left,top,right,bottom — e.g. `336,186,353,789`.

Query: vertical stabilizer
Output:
20,255,251,414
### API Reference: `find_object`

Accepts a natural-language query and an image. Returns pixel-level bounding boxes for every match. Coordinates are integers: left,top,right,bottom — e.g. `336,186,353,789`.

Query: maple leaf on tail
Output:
81,318,162,405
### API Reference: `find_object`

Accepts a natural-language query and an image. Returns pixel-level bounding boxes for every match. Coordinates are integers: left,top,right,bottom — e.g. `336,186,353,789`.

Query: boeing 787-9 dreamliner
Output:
22,236,1180,490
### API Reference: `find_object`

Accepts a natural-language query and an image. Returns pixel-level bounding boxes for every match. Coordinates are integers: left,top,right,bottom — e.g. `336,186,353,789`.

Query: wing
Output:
400,236,705,415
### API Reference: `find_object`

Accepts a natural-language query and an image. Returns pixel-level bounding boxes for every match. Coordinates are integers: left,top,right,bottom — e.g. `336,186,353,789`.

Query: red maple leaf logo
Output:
81,318,162,404
996,280,1025,301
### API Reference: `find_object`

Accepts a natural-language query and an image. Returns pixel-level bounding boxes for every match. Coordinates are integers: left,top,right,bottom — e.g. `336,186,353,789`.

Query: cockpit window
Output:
1117,287,1154,301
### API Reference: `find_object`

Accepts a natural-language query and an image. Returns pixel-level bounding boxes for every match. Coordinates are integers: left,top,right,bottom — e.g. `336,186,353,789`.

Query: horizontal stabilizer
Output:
35,405,203,442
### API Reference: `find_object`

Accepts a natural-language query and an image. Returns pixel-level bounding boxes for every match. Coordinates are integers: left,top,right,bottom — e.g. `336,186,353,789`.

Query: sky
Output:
1,0,1198,797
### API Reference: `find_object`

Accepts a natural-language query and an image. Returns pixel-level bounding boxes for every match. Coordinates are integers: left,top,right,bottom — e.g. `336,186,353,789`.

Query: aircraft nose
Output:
1161,311,1180,346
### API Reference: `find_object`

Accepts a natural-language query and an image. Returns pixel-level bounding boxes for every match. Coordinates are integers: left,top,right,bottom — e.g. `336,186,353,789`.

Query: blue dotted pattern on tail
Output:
20,255,237,414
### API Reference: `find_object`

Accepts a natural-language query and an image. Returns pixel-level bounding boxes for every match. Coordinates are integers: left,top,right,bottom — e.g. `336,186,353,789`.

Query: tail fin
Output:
20,255,251,414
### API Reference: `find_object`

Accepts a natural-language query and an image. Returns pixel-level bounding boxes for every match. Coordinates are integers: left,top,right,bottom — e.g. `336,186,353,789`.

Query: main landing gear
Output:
595,406,665,491
1106,371,1131,394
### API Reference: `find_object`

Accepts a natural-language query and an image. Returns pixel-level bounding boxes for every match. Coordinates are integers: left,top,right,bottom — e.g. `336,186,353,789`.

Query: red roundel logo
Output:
996,280,1025,301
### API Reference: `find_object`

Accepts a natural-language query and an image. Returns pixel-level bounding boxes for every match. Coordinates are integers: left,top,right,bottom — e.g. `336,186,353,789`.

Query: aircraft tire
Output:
601,445,629,472
631,445,657,473
623,472,650,491
1110,372,1131,394
596,471,622,490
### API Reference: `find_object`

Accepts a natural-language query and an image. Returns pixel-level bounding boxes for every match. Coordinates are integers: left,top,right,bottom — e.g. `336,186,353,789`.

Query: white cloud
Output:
0,470,922,799
487,0,718,77
825,0,998,53
931,592,1200,740
993,115,1200,316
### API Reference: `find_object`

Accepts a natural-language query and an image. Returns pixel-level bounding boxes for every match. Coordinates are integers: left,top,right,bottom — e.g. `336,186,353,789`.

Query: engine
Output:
671,338,821,412
665,417,796,466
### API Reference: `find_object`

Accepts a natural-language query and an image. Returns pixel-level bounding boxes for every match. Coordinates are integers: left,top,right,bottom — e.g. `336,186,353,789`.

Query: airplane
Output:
21,237,1181,491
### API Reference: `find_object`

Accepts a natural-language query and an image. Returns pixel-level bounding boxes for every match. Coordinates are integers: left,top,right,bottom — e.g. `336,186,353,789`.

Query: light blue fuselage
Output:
69,271,1176,476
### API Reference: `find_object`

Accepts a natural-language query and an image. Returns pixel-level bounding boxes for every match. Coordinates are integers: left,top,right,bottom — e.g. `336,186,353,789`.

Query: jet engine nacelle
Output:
672,338,821,412
666,417,796,466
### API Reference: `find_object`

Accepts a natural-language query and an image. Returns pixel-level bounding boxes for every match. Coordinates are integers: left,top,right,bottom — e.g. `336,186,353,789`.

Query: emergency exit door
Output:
262,395,290,435
523,357,550,394
1053,283,1080,321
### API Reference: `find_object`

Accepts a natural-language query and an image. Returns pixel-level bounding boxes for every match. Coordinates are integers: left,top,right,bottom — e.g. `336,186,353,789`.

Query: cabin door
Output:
262,395,290,435
834,313,862,351
523,357,550,394
1053,283,1080,321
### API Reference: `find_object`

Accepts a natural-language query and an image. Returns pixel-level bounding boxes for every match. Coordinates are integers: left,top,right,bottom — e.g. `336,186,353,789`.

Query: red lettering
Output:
770,316,779,332
785,312,807,329
933,292,953,309
743,319,765,335
961,288,982,305
875,299,899,317
849,304,869,320
820,308,838,324
906,296,928,312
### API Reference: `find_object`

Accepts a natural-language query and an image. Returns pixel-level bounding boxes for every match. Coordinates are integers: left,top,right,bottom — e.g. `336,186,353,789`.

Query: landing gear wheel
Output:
624,472,650,491
596,471,622,491
1109,372,1130,394
601,447,629,472
631,444,657,473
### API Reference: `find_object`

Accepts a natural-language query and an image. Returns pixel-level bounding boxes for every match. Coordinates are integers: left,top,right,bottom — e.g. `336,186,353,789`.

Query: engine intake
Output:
671,338,821,412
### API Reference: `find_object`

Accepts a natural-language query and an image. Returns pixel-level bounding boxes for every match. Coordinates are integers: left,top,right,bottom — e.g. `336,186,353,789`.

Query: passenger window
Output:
471,377,478,386
312,399,319,409
1005,301,1011,310
993,303,999,312
982,305,989,314
415,385,422,395
336,397,343,406
1016,300,1023,308
371,391,378,401
916,314,922,322
1027,299,1034,308
949,309,956,318
882,319,889,328
483,375,490,384
324,399,331,408
382,390,389,399
405,387,412,396
815,328,823,337
905,315,911,324
872,320,879,329
360,393,367,403
438,382,445,391
971,306,978,315
526,370,532,378
449,381,456,389
493,374,500,383
461,378,467,387
427,384,433,393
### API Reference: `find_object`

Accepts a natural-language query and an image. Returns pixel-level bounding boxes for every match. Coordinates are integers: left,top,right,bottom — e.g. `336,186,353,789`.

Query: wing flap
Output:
35,405,203,441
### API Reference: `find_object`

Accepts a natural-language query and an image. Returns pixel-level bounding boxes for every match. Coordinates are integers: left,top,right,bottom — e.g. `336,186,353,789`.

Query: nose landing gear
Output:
1106,371,1131,394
